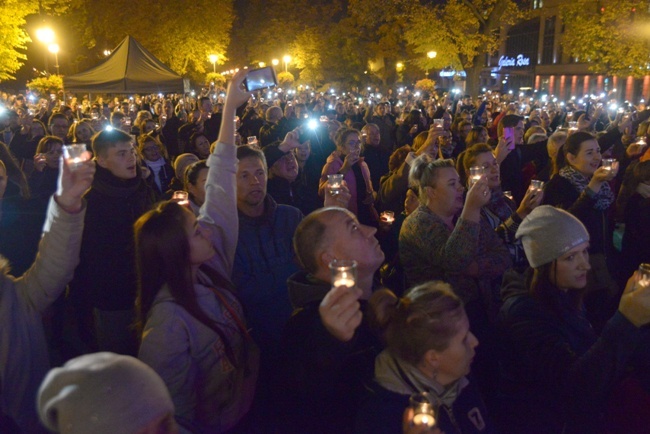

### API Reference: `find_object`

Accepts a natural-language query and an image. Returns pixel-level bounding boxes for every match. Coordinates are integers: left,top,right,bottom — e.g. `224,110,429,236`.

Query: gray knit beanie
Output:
516,205,590,268
37,352,174,434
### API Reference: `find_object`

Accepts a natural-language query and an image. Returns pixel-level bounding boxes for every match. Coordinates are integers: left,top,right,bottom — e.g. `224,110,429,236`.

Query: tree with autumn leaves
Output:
559,0,650,78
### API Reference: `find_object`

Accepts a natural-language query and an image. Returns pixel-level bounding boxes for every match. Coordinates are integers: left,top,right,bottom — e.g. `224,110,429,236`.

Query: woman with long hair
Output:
135,70,258,433
542,131,618,329
137,133,173,199
29,136,63,201
497,205,650,434
183,160,208,216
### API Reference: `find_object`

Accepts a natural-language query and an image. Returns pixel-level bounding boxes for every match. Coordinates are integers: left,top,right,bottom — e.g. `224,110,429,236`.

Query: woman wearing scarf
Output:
138,133,173,200
542,131,618,330
459,143,543,271
356,282,493,434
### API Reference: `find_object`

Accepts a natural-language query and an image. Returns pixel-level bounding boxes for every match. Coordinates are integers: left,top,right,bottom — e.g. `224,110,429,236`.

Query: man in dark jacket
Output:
70,129,155,356
160,99,182,159
276,206,385,434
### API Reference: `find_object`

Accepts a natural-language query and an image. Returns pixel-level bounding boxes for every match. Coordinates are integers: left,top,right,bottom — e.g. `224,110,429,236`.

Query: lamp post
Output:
208,54,218,73
36,27,55,72
283,55,291,73
48,43,60,75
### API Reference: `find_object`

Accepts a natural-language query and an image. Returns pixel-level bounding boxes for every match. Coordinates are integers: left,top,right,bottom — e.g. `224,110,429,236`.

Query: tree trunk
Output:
464,65,483,97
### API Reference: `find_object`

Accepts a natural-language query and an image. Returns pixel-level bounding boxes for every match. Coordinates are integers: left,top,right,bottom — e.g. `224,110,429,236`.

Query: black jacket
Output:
71,165,155,311
496,269,643,434
275,271,382,434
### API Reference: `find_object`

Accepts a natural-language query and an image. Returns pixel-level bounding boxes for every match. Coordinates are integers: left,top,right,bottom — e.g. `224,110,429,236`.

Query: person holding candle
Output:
187,132,211,160
355,282,492,434
0,148,94,432
497,205,650,434
542,131,619,330
319,127,379,226
277,204,383,434
164,153,199,198
460,143,543,270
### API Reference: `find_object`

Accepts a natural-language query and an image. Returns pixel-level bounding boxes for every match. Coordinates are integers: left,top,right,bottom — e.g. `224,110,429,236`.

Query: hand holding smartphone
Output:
243,66,278,92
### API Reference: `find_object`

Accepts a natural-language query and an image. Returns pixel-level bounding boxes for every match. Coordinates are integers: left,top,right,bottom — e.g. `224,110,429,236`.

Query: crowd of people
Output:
1,69,650,434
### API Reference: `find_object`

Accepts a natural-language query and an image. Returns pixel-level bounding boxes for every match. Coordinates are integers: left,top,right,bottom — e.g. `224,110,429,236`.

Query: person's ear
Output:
566,152,577,167
95,153,108,169
319,250,335,272
421,349,440,371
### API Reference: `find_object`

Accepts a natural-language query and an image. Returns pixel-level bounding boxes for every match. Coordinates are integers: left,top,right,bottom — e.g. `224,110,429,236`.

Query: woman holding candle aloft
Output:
497,205,650,434
355,282,493,434
460,143,543,271
319,128,379,226
135,69,258,433
542,131,619,330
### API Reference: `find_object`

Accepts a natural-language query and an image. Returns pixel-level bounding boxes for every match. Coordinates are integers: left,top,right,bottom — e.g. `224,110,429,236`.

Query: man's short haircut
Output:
48,112,68,126
293,208,345,275
92,128,133,157
236,145,267,171
110,111,125,125
199,96,211,108
498,114,524,137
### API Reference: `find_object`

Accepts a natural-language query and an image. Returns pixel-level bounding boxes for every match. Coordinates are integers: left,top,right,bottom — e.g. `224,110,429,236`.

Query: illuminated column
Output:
626,76,634,101
583,76,590,95
571,75,578,96
642,76,650,100
597,75,604,93
559,75,566,100
549,75,556,95
535,75,541,92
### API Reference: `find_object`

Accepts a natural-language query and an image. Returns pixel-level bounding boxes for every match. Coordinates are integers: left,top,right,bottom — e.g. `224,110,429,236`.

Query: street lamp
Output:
208,54,218,73
283,55,291,73
396,62,404,70
258,62,266,68
272,59,279,66
36,27,55,72
48,43,60,75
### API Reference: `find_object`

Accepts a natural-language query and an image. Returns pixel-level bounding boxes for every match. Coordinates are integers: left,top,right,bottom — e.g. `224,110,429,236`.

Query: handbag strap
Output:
209,287,252,341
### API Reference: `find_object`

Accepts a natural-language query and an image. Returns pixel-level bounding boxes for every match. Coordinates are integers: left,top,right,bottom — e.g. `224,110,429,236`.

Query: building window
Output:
533,0,544,9
542,16,555,64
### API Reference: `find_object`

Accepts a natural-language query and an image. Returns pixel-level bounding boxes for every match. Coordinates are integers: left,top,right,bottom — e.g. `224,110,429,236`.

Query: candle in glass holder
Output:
62,144,89,170
172,191,189,206
468,166,485,188
433,119,444,129
568,121,578,132
503,191,514,201
601,158,616,171
329,259,357,290
380,211,395,224
530,179,544,193
636,137,647,149
410,393,436,428
327,174,344,196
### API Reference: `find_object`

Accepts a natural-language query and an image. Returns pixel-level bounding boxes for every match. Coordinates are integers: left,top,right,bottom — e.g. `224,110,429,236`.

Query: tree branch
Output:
461,0,486,26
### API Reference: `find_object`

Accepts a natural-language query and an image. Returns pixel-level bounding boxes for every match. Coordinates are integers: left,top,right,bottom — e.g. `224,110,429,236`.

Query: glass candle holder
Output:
530,179,545,192
601,158,616,171
62,144,89,170
327,174,344,196
636,137,647,148
433,119,444,129
380,211,395,224
503,191,514,201
568,121,578,131
329,259,357,290
409,392,436,428
172,191,189,206
468,166,485,188
247,136,259,147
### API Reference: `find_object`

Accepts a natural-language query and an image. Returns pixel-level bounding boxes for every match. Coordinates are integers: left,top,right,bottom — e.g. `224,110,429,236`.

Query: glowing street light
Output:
282,55,291,73
48,43,60,75
272,58,279,66
36,27,55,44
396,62,404,72
208,54,218,73
258,62,266,68
427,51,437,59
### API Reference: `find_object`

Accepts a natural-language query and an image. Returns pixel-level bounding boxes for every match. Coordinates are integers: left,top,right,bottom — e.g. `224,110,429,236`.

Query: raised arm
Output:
200,69,252,277
16,152,94,312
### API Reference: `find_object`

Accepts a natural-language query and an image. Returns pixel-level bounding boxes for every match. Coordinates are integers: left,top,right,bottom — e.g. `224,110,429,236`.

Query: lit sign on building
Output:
498,54,531,68
439,70,467,78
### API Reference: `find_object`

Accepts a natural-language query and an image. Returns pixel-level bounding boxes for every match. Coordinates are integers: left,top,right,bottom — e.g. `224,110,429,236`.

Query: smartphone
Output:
503,127,515,150
243,66,278,92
